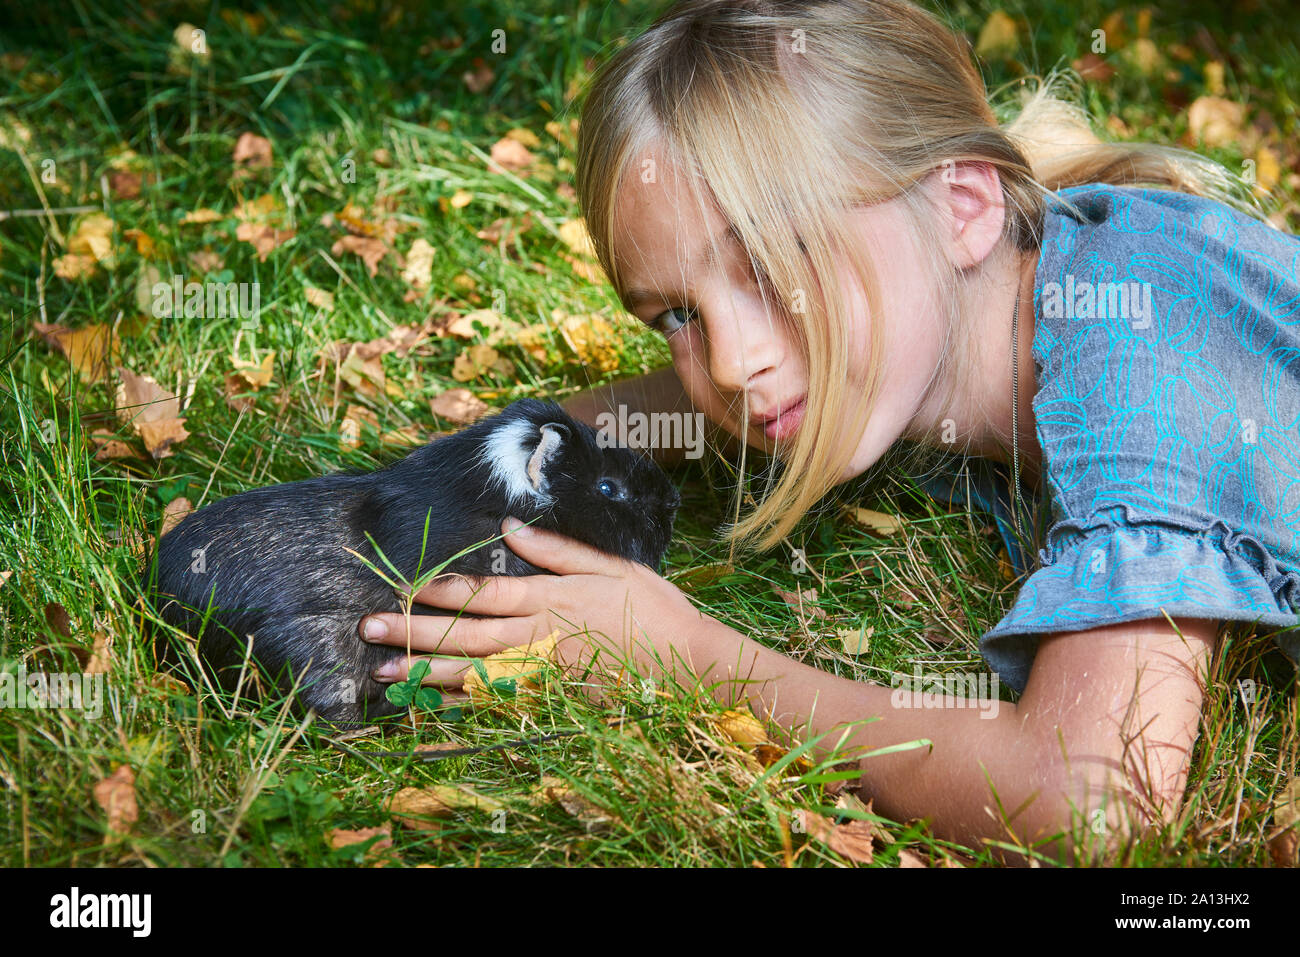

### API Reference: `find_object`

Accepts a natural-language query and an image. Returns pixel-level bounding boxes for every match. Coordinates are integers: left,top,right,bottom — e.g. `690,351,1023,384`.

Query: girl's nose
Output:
702,297,781,393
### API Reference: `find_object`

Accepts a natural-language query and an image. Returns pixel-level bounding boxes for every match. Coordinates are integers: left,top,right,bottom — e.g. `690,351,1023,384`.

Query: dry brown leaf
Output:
845,507,905,536
84,630,113,675
331,235,389,277
233,193,279,223
181,207,223,225
336,201,406,243
1274,776,1300,830
563,253,606,283
115,367,190,459
462,57,494,93
1123,37,1162,77
532,776,614,830
488,136,535,175
798,809,875,864
328,825,395,864
91,432,137,460
340,402,379,445
1187,96,1246,149
1254,146,1282,194
505,127,541,148
449,189,473,209
446,309,503,339
401,238,436,292
430,388,489,425
172,22,209,59
557,218,597,258
232,132,272,169
160,496,193,537
53,254,98,280
327,824,394,862
837,625,873,656
671,561,736,593
122,228,154,257
388,785,500,830
92,765,138,839
897,848,927,868
1072,52,1116,84
475,213,532,250
773,586,827,619
304,286,334,312
452,343,500,382
237,221,295,262
109,170,141,199
33,322,119,382
381,425,425,447
337,350,386,398
1269,829,1298,867
223,374,255,413
189,249,224,273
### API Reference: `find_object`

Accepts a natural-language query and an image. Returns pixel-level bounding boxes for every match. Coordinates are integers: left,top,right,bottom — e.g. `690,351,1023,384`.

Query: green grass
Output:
0,0,1297,867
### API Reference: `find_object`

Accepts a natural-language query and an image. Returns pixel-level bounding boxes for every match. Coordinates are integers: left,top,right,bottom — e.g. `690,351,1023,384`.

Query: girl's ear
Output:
931,161,1006,269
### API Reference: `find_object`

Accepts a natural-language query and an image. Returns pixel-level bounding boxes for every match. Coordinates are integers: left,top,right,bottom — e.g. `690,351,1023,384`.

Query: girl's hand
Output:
357,518,725,694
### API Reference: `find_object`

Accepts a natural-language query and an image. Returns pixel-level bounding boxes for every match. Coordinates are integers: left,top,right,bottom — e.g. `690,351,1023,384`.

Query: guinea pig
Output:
146,398,680,726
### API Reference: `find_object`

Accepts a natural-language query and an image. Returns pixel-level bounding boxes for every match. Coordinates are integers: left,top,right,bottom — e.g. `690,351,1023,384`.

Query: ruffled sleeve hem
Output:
981,503,1300,693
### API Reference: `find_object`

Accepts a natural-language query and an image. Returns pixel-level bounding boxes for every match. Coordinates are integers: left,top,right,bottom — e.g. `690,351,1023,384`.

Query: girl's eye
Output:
597,478,624,500
652,306,698,336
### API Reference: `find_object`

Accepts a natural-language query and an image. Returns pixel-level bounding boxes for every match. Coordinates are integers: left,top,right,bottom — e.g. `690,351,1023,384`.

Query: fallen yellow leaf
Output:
461,631,559,704
1187,96,1246,149
388,785,500,829
92,765,138,840
974,10,1018,60
66,212,115,264
33,322,119,382
845,507,905,535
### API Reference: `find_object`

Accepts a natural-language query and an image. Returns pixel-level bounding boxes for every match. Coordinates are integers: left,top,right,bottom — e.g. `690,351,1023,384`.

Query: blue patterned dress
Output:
910,183,1300,693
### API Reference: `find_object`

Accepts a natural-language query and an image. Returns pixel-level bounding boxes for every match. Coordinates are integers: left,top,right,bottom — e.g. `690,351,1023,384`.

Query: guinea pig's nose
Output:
667,487,682,510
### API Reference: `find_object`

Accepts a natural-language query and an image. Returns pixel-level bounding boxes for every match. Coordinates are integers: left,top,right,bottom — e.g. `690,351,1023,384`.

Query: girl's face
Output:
612,143,950,480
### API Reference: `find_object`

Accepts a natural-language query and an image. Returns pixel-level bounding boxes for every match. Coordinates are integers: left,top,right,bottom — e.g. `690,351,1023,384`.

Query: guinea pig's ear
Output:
525,422,569,491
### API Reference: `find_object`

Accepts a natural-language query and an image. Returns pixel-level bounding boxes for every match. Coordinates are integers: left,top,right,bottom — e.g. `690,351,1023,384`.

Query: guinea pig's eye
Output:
597,478,624,500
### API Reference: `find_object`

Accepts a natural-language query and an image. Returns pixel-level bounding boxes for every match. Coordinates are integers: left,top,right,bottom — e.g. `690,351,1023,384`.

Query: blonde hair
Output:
576,0,1256,551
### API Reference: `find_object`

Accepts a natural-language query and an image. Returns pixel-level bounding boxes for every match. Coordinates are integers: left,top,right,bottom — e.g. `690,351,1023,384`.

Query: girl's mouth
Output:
759,398,806,441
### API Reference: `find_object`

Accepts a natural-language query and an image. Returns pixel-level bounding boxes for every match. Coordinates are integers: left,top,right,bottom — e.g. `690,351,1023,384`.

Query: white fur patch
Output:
480,419,551,508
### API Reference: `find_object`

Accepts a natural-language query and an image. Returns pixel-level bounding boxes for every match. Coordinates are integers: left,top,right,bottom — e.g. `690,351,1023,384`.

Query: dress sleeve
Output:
975,183,1300,693
981,504,1300,693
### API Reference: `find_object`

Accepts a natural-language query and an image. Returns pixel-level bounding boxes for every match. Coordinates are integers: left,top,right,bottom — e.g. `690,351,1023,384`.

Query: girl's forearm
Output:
681,618,1091,858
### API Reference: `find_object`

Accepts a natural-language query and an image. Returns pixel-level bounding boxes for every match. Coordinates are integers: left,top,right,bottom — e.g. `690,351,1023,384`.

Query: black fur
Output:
147,399,679,725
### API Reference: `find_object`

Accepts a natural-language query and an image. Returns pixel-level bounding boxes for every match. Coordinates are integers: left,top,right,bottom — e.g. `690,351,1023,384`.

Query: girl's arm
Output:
367,520,1217,863
685,611,1217,862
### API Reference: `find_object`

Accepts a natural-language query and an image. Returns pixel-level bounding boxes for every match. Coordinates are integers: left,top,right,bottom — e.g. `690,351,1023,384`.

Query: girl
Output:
358,0,1299,861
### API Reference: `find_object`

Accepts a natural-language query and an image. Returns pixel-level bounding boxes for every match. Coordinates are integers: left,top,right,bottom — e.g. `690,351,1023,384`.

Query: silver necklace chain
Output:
1010,291,1023,542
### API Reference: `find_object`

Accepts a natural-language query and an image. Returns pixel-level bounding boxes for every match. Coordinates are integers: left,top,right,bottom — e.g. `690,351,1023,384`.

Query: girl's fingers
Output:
371,653,470,687
360,609,538,655
409,573,544,617
500,518,630,577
